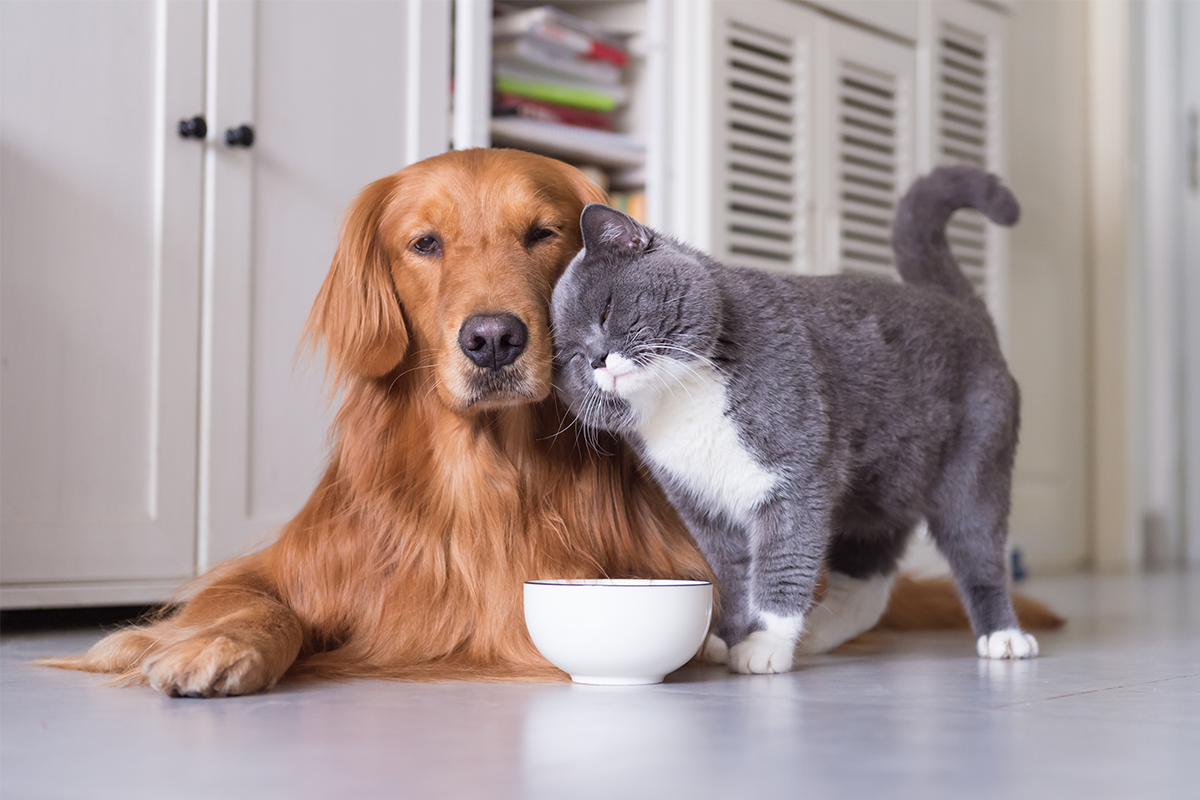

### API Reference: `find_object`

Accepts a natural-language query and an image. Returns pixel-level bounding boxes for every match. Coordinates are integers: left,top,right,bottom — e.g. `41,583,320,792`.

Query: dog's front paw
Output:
729,630,796,674
698,633,729,665
976,628,1039,659
142,634,276,697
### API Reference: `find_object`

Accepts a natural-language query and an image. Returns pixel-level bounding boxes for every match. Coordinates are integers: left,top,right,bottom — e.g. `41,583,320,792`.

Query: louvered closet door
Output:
922,0,1006,319
708,1,816,274
815,20,916,278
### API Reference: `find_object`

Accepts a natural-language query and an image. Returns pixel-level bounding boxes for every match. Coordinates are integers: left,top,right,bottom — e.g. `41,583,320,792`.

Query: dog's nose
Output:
458,313,528,370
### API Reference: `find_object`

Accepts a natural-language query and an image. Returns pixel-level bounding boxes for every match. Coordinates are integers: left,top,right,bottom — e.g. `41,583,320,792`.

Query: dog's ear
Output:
565,164,608,209
303,175,408,386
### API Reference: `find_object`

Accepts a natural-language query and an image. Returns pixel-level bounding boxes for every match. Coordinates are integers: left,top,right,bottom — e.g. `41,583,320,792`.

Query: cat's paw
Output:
698,633,729,665
976,628,1039,659
729,630,796,674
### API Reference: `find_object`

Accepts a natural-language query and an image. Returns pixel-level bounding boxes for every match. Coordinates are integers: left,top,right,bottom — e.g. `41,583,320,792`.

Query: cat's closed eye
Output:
600,295,613,327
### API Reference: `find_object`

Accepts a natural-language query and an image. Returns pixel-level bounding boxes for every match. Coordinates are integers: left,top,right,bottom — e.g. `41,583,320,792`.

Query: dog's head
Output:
305,149,605,412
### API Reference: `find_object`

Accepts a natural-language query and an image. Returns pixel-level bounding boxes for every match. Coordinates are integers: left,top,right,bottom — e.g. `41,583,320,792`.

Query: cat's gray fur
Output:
550,166,1034,670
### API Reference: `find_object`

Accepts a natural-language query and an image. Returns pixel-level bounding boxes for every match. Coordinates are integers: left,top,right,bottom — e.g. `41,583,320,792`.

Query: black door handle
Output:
177,116,207,139
225,124,255,148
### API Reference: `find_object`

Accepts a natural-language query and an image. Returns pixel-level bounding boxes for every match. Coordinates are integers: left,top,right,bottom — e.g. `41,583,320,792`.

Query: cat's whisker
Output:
541,404,584,443
647,341,719,371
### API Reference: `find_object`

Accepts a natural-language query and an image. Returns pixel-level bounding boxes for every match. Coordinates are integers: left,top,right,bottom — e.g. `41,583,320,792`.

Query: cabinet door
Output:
683,1,917,280
919,0,1008,323
200,0,451,568
813,17,917,277
707,0,817,275
0,1,205,606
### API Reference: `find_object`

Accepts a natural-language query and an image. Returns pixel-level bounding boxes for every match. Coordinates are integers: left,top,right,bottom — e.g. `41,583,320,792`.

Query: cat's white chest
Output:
627,361,778,523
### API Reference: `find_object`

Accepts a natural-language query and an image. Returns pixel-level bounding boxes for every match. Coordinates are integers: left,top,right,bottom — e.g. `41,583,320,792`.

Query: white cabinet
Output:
1,0,451,607
1,0,205,604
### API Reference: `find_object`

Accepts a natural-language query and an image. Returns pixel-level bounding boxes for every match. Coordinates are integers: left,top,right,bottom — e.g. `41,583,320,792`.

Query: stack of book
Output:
490,4,645,170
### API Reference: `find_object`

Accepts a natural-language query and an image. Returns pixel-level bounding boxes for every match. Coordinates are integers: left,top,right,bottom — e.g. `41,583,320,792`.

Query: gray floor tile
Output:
2,572,1197,800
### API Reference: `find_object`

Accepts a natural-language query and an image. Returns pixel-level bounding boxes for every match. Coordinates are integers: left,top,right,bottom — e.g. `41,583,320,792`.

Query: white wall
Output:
1003,0,1091,572
1183,0,1200,569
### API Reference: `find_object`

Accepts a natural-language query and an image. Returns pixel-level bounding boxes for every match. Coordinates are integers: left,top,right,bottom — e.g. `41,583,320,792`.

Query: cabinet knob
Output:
177,116,207,139
225,124,255,148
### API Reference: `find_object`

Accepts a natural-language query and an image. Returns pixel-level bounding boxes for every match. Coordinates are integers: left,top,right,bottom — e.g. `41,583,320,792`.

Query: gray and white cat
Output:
550,166,1037,674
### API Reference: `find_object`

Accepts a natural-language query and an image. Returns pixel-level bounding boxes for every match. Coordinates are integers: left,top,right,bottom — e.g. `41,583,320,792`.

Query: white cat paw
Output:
698,633,729,665
729,631,796,674
976,628,1039,659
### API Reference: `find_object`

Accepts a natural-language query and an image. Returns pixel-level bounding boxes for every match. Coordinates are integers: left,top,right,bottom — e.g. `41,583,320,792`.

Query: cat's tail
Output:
891,165,1019,302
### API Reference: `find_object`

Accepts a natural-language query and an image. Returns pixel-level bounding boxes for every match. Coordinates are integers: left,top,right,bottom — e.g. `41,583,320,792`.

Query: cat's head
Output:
550,204,722,433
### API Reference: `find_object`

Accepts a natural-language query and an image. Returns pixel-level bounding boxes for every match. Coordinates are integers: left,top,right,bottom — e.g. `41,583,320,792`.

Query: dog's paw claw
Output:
142,635,271,697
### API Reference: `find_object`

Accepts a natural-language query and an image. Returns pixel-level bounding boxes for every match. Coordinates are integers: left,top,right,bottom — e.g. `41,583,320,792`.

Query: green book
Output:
494,75,619,112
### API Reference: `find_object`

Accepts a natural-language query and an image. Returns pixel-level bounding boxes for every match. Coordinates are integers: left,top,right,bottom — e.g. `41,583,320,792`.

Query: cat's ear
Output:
580,203,650,253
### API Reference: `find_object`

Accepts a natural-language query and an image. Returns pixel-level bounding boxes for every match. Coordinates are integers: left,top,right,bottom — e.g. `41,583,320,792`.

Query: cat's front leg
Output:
672,501,756,665
730,497,827,674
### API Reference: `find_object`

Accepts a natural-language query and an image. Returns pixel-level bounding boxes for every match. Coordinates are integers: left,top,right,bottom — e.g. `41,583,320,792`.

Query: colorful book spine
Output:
493,72,622,113
493,93,612,131
493,34,621,86
491,6,630,68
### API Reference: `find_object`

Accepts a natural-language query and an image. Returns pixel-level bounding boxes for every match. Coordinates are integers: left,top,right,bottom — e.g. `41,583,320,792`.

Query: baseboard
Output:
0,578,188,610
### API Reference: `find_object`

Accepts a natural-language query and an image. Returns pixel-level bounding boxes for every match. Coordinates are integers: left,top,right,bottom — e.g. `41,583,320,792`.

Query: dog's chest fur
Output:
630,361,777,524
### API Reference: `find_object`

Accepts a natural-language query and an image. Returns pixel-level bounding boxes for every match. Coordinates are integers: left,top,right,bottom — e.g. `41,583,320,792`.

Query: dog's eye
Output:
412,236,441,255
525,227,557,247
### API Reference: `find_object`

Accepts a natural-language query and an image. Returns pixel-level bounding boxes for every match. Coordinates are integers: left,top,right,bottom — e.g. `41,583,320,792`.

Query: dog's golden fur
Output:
45,149,713,695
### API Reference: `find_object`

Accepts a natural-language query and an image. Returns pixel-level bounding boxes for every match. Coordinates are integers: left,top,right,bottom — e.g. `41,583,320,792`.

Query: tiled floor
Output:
2,571,1197,800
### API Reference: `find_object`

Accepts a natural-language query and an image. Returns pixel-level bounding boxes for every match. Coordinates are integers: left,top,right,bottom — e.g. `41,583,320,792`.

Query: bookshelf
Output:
455,1,657,218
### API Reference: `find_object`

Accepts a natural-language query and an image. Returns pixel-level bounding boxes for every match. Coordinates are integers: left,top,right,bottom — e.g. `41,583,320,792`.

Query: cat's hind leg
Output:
927,380,1036,659
794,571,895,656
795,523,912,656
928,502,1036,658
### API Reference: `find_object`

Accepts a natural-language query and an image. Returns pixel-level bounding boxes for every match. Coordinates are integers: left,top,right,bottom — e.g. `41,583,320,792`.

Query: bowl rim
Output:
524,578,712,588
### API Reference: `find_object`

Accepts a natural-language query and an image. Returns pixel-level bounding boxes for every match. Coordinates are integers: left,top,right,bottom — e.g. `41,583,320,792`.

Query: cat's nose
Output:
459,313,528,370
590,352,608,370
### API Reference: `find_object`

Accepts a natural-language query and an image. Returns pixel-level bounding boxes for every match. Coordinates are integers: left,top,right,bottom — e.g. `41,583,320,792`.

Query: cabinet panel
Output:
808,0,919,42
1,0,204,591
919,0,1008,325
709,0,817,275
202,0,450,567
813,16,917,277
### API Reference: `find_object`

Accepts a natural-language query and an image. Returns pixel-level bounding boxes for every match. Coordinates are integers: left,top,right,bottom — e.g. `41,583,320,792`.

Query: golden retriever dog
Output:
46,149,713,696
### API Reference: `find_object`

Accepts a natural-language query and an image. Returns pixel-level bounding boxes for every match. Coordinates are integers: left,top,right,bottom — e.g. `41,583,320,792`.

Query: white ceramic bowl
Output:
523,579,713,685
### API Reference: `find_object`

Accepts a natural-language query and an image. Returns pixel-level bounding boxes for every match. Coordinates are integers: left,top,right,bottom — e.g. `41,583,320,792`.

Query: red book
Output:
493,6,630,69
493,93,613,131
